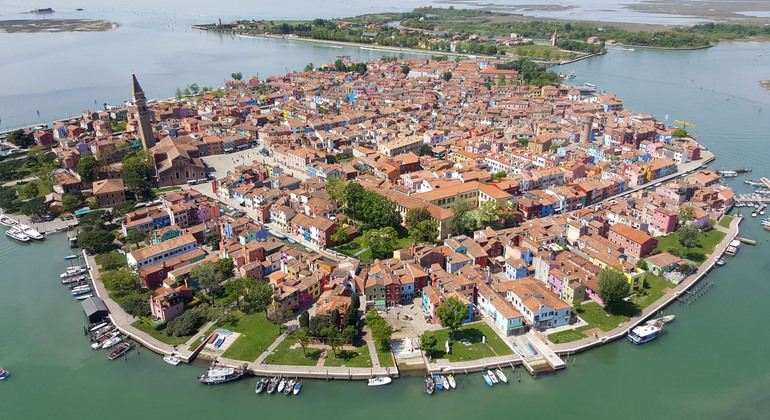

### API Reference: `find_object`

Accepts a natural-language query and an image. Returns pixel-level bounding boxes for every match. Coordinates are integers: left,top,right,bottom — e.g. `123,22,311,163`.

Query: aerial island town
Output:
0,54,742,389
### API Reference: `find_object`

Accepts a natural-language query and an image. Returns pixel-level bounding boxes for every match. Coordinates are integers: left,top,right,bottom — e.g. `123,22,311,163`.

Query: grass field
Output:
334,235,413,261
376,346,395,367
264,333,322,366
323,344,372,368
430,322,512,362
548,326,591,344
131,320,194,346
220,311,282,361
632,274,676,309
718,215,733,228
654,229,726,266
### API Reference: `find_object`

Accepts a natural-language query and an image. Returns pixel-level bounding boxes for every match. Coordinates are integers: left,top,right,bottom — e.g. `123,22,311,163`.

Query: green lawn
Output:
94,251,127,272
573,302,631,332
548,325,591,344
264,333,322,366
131,320,194,346
220,311,282,361
12,179,52,201
655,229,726,266
632,274,676,309
333,231,414,261
429,322,513,362
718,215,733,229
376,346,395,367
323,344,372,368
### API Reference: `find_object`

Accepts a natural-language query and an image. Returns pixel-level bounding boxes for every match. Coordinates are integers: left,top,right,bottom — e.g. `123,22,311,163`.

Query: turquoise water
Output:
2,22,770,420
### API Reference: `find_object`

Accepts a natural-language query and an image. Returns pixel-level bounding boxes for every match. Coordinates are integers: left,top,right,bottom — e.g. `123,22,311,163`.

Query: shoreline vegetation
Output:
0,19,118,34
193,7,770,60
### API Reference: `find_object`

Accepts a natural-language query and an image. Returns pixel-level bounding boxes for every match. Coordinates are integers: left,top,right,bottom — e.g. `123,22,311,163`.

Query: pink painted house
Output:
651,207,677,234
149,285,193,322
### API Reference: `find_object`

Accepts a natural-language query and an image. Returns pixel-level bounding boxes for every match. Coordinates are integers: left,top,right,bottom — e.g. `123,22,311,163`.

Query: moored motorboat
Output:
266,377,278,394
367,376,392,387
433,374,443,390
108,342,134,360
495,368,508,383
647,315,675,325
164,355,181,366
18,224,43,240
60,267,87,278
0,367,8,380
482,371,494,387
487,369,499,384
101,336,123,349
71,287,92,296
425,376,435,394
198,366,244,384
725,239,741,256
284,379,295,395
447,374,456,389
277,377,286,393
628,323,662,344
293,380,301,395
441,375,450,390
62,275,88,284
0,215,18,227
255,377,268,394
64,254,79,260
75,293,94,300
716,258,726,266
89,322,109,332
6,227,30,242
91,331,119,349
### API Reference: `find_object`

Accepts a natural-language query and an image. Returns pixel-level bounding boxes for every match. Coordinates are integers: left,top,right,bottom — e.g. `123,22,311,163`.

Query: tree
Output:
6,130,34,148
205,232,221,250
343,306,358,329
216,258,235,279
673,127,688,138
231,72,243,81
299,310,310,329
100,269,140,291
266,301,293,333
497,74,507,86
295,328,309,357
442,71,453,81
224,277,247,310
309,314,330,337
365,311,393,351
598,268,629,312
409,219,439,244
678,206,694,222
189,83,200,96
78,229,116,254
636,259,648,270
325,176,347,205
175,87,183,100
405,207,432,231
435,296,469,338
350,293,360,311
492,171,507,180
478,200,516,230
517,137,529,148
401,65,411,75
122,155,154,200
34,163,56,192
166,305,209,336
124,228,145,251
676,224,699,257
98,251,127,270
322,326,343,358
420,331,438,357
21,182,38,198
111,200,137,218
419,143,433,156
341,325,357,344
190,262,224,306
362,227,399,259
449,198,477,235
330,220,351,244
121,293,150,317
244,281,273,314
304,62,314,72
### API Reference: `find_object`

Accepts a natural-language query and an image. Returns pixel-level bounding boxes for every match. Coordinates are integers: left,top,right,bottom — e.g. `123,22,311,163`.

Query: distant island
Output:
0,19,117,33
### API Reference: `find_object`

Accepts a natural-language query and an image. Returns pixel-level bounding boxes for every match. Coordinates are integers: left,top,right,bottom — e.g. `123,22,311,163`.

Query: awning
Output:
236,143,249,149
223,147,235,153
261,148,269,153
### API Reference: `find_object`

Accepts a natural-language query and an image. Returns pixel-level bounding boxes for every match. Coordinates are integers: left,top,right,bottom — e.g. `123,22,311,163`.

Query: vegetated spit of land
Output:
0,19,117,33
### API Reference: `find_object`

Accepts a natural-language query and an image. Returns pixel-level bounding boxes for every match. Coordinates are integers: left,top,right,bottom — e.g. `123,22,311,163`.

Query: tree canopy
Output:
598,268,629,312
77,153,99,183
121,154,155,200
100,269,140,291
365,311,393,351
362,226,399,259
435,296,469,337
190,262,224,305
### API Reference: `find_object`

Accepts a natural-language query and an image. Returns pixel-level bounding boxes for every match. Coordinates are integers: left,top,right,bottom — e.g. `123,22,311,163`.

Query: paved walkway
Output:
362,326,381,368
254,329,289,364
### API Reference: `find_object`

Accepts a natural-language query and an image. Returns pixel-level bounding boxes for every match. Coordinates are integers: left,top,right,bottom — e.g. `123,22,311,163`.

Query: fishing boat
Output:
487,369,499,384
255,377,268,394
6,227,30,242
367,376,392,387
101,336,123,349
441,375,450,390
266,377,278,394
64,254,79,260
725,239,741,256
60,267,87,278
482,371,494,387
277,377,286,393
284,379,295,395
495,368,508,383
0,215,18,227
198,366,244,384
433,374,443,390
18,224,43,240
108,342,134,360
0,368,8,380
716,258,726,266
293,380,301,395
163,355,181,366
447,374,456,389
425,376,435,394
628,323,662,344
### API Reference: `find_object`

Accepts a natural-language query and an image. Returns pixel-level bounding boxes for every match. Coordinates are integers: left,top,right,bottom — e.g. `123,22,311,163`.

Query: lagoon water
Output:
2,2,770,419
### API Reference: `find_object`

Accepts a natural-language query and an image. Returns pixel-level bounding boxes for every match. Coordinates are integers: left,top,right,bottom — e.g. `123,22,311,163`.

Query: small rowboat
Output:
163,355,181,366
495,368,508,383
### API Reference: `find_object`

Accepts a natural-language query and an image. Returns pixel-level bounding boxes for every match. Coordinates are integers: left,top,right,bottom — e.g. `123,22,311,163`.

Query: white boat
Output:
715,258,726,266
91,331,119,349
89,322,108,332
293,380,302,395
447,374,456,389
284,379,295,395
367,377,392,387
495,368,508,383
0,215,18,227
725,239,741,256
198,367,244,385
647,315,675,326
268,229,287,239
6,227,30,242
101,336,123,349
487,369,499,384
60,267,87,278
628,323,662,344
441,375,450,390
75,293,94,300
18,224,43,240
277,377,286,393
163,355,181,366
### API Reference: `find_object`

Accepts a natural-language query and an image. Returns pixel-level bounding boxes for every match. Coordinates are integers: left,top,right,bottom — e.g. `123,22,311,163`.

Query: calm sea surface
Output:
2,2,770,419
